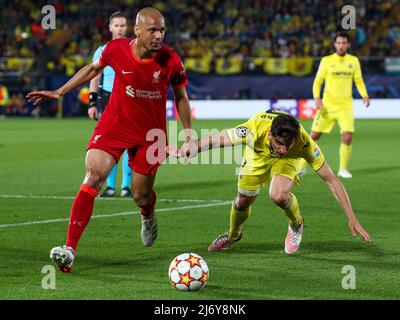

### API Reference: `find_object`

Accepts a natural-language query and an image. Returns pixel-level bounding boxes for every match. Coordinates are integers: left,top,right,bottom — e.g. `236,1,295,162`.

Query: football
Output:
168,253,209,291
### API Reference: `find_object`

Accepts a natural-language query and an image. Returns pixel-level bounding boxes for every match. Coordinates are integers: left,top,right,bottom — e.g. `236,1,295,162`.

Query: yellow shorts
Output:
311,103,354,133
237,156,300,196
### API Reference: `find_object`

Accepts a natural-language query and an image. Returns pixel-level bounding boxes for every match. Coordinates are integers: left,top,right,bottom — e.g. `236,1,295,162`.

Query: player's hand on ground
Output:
363,96,370,108
315,98,323,110
88,106,99,121
348,218,372,242
179,140,198,159
26,90,60,105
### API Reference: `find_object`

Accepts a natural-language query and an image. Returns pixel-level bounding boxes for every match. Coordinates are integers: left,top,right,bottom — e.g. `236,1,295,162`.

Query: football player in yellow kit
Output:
174,110,371,254
299,32,370,178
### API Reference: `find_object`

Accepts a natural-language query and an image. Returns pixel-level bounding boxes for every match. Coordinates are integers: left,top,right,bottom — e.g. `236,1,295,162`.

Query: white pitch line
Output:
0,194,225,203
0,201,231,229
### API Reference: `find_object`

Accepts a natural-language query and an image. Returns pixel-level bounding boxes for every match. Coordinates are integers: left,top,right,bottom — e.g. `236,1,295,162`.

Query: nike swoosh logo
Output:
122,70,134,74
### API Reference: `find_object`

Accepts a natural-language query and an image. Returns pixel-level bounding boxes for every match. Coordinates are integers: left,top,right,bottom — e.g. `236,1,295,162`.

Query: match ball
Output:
168,253,209,291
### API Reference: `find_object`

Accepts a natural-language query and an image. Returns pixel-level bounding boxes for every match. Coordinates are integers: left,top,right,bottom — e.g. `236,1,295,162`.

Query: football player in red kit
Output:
27,7,195,272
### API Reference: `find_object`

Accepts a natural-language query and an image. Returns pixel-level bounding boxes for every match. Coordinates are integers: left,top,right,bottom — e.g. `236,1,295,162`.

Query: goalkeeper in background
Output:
298,32,370,179
89,11,132,197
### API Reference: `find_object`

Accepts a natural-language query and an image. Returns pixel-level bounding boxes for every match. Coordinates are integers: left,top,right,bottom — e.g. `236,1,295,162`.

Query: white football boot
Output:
141,214,158,247
337,169,353,179
208,230,243,252
50,245,75,273
285,222,304,254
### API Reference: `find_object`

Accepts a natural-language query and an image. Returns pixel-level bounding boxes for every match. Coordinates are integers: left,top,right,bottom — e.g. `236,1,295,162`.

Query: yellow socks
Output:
228,202,251,238
339,143,352,170
227,194,302,238
282,193,303,227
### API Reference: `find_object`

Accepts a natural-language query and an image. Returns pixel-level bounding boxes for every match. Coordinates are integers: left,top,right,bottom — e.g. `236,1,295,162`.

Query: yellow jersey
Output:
313,53,368,105
227,110,325,171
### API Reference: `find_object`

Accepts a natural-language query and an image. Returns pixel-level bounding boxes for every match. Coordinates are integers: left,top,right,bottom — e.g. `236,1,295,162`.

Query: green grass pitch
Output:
0,118,399,300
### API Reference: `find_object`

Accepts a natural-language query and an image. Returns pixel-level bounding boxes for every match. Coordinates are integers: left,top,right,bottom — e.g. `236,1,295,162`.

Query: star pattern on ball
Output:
199,271,209,285
179,272,194,286
186,255,201,267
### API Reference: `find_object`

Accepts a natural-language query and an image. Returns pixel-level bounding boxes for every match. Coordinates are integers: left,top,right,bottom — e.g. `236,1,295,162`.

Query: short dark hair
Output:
271,114,300,146
109,11,126,24
334,31,351,42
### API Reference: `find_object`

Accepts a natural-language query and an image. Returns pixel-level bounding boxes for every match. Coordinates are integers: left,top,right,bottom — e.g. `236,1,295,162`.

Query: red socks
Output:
66,184,98,251
140,191,156,218
65,186,156,251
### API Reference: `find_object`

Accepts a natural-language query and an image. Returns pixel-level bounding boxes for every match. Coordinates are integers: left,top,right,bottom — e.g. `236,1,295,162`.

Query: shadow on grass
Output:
351,166,400,176
232,239,386,258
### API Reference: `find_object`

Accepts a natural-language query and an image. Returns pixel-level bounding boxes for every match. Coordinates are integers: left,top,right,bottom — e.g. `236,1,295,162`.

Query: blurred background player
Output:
298,32,370,179
89,11,132,198
174,110,371,254
0,84,9,119
27,7,196,272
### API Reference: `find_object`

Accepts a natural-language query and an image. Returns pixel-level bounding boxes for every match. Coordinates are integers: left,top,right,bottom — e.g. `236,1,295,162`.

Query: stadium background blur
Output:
0,0,399,117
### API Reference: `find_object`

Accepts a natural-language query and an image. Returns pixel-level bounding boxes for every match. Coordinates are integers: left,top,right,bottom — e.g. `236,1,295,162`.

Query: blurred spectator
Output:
6,93,30,116
0,84,9,118
0,0,399,105
1,0,398,75
234,86,251,99
73,86,89,116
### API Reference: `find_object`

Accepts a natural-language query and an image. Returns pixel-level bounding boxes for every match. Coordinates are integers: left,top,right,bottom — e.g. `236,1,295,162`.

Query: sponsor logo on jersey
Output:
332,71,352,76
125,85,162,99
126,85,135,98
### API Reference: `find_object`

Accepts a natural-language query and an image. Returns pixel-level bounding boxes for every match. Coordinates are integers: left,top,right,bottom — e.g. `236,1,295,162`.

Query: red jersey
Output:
97,38,188,144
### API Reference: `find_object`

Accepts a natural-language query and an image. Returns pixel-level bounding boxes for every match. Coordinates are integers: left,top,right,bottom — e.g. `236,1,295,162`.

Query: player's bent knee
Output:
269,192,290,207
133,193,151,207
84,171,107,190
341,132,352,144
234,201,251,211
234,195,254,211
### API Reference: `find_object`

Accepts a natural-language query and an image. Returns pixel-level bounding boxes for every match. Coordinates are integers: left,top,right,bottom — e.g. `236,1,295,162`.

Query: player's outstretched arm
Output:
198,130,234,152
26,61,104,105
191,130,234,159
169,130,234,159
316,161,372,242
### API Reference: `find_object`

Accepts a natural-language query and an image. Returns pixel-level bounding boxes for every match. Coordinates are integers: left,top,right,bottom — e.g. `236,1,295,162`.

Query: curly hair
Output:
270,114,300,146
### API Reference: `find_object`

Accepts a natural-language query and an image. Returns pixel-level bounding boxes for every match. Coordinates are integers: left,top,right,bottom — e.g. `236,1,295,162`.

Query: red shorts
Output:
87,130,167,175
